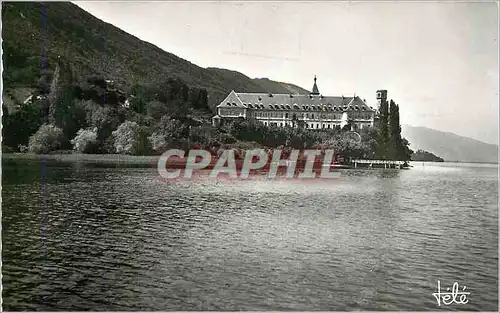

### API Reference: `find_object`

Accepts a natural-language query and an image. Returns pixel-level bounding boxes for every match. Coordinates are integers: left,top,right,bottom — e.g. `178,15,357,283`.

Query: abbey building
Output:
212,77,384,131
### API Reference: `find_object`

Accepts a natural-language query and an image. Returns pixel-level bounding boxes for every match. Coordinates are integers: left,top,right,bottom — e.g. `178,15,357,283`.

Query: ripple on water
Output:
1,162,498,311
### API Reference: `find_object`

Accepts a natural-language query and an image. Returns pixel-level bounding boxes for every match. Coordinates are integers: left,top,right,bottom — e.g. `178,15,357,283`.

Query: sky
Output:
75,1,499,144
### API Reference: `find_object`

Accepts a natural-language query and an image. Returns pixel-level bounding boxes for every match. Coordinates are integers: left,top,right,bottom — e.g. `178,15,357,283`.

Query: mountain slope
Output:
402,125,498,163
2,2,309,110
252,78,309,95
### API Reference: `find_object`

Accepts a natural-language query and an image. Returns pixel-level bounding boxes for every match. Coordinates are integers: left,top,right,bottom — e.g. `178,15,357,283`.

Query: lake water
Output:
2,158,498,311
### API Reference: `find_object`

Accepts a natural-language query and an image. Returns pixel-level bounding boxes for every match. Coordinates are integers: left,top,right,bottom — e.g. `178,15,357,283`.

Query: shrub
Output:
70,127,99,153
147,132,167,153
111,121,145,155
17,145,28,153
28,124,64,154
219,133,237,144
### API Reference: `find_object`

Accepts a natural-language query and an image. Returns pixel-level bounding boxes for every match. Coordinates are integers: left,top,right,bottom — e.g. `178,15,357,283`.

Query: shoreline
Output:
3,153,496,168
1,153,370,170
2,153,160,164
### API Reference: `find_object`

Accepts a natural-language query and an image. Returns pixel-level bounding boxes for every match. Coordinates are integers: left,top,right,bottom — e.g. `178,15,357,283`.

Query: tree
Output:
386,100,412,161
28,124,64,154
89,105,123,150
387,100,401,160
36,69,54,94
48,60,74,127
70,127,99,153
320,133,363,158
147,116,189,153
3,102,43,149
376,99,390,159
149,116,190,149
147,132,168,153
129,95,146,114
401,138,414,161
388,100,402,160
291,113,298,128
111,121,147,155
219,133,237,144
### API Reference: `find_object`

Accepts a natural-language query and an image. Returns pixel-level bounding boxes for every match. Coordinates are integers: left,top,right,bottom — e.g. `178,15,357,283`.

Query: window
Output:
280,123,283,127
285,113,289,118
311,114,315,119
316,124,319,129
306,124,309,128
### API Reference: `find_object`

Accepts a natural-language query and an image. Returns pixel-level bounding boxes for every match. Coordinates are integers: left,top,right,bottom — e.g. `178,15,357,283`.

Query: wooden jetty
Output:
352,159,408,169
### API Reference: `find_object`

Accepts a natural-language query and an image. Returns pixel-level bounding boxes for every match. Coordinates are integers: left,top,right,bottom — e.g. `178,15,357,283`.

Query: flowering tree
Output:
147,132,168,153
71,127,98,153
28,124,64,154
111,121,144,155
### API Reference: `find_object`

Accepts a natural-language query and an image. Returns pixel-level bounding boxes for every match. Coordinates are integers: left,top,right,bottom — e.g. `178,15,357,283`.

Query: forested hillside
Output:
2,1,307,111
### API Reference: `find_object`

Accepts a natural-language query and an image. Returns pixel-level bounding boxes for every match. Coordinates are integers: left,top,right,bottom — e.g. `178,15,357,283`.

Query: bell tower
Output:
376,90,387,105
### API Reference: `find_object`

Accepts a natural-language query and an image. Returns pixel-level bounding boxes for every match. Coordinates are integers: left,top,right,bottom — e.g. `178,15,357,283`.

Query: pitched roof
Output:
217,92,375,112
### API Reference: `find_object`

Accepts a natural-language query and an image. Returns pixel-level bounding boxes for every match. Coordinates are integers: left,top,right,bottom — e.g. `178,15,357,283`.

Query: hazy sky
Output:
75,1,498,144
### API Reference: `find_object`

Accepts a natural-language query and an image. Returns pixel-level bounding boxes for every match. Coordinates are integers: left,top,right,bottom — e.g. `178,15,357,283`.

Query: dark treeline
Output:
411,149,444,162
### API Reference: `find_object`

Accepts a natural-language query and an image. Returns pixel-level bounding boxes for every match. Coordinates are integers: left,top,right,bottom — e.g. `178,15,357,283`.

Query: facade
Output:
213,77,381,131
